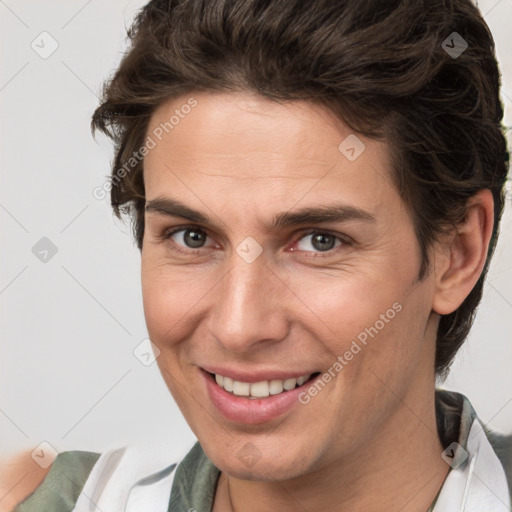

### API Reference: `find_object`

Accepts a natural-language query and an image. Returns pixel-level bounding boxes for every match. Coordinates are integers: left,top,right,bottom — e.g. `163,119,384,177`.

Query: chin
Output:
203,435,314,481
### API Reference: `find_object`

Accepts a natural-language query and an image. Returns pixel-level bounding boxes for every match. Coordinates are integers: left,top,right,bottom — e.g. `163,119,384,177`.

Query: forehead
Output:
146,91,383,164
143,91,401,219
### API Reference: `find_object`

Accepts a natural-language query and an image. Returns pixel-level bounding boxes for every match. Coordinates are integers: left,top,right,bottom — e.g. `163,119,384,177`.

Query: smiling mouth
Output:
207,371,321,399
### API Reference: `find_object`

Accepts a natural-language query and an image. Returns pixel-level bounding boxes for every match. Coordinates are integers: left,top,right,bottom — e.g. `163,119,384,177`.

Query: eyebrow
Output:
145,196,376,229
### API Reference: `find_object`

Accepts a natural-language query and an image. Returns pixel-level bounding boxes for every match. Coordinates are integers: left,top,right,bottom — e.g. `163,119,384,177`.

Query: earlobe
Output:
432,189,494,316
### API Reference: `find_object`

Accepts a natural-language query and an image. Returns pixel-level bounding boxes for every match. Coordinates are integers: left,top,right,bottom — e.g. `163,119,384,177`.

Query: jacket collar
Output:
432,389,510,511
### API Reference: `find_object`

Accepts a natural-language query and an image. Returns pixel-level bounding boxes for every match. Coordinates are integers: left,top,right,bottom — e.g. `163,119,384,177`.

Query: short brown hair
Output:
91,0,509,378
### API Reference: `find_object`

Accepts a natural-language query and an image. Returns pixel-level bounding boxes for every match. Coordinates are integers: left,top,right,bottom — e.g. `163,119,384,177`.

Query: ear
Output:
432,189,495,316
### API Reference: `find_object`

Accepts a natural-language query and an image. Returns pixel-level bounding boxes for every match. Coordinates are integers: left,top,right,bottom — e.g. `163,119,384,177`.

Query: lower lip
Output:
200,368,318,424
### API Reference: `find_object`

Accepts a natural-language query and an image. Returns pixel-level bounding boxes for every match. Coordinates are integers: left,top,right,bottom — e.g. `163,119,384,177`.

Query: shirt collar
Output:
431,389,510,511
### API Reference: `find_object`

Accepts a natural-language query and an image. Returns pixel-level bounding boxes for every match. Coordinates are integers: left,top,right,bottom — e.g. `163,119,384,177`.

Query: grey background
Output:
1,0,511,461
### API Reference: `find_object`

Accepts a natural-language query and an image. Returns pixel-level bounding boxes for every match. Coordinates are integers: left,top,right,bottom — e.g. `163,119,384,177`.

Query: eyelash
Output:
157,225,351,257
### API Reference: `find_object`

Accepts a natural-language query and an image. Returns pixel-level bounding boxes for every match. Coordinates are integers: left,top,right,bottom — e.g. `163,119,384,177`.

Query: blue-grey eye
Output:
296,232,342,252
171,228,207,248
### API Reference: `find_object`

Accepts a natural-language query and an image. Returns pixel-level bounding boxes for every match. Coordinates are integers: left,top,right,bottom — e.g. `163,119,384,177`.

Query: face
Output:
141,91,439,480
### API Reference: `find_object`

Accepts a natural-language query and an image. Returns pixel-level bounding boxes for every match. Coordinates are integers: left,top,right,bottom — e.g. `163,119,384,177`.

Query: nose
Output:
208,251,290,352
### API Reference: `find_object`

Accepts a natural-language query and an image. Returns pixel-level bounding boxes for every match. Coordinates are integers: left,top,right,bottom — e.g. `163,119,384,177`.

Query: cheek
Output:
293,270,427,378
340,286,432,395
141,261,209,343
290,270,398,338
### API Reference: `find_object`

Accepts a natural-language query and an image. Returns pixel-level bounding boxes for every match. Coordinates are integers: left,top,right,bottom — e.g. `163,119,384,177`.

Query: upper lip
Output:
200,365,319,383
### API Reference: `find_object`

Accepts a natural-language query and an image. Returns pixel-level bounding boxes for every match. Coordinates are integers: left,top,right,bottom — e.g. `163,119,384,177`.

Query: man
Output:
3,0,511,510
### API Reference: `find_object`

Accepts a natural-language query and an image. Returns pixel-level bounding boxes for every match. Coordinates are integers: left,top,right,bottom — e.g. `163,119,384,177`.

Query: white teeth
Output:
223,376,233,392
232,380,250,396
269,379,284,395
214,373,312,398
283,378,296,390
250,381,270,397
296,375,308,386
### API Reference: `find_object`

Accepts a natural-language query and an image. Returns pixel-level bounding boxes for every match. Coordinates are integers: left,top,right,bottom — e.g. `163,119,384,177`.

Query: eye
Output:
294,230,344,253
166,227,210,250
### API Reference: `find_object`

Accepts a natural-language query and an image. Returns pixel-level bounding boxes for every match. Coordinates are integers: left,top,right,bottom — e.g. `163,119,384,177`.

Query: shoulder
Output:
0,449,52,512
0,441,207,512
0,449,100,512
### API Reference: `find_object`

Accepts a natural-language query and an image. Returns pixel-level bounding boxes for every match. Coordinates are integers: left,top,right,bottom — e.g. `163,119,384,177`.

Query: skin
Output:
141,91,494,512
0,451,51,512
